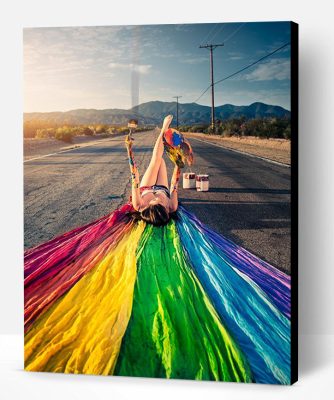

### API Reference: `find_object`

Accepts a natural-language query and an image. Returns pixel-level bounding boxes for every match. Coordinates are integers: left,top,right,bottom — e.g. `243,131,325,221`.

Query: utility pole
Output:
199,43,224,133
173,95,182,129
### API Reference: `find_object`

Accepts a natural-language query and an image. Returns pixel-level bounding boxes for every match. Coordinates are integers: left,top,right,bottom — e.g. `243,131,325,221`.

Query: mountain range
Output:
24,101,291,126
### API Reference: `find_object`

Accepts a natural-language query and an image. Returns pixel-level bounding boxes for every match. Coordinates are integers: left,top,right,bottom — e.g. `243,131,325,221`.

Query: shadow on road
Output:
179,200,291,273
207,187,291,195
26,161,126,166
63,146,153,155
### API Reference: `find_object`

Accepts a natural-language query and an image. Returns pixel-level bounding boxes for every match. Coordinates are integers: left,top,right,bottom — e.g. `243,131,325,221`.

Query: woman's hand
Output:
125,133,134,150
162,115,173,132
170,165,181,193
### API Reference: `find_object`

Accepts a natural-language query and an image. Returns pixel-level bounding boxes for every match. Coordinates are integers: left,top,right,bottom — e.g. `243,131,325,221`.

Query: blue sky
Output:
23,21,291,112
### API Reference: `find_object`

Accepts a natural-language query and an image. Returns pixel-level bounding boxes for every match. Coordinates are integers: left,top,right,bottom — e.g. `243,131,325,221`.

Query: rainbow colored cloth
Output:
24,203,291,384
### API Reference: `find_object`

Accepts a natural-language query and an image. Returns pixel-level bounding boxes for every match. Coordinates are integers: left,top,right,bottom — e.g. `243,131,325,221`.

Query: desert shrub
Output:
205,125,216,134
55,131,73,143
114,127,130,134
179,125,191,132
35,129,50,139
191,124,208,133
36,128,56,138
106,127,116,134
95,125,107,134
71,126,84,135
283,126,291,140
82,126,94,136
215,125,224,135
55,127,74,143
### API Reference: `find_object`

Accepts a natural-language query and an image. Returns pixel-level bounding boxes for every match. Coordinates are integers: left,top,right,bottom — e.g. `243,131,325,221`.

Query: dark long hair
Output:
130,204,178,227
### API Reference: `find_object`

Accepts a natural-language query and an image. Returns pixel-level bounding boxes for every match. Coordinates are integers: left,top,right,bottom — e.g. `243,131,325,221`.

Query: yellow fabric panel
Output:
24,222,145,375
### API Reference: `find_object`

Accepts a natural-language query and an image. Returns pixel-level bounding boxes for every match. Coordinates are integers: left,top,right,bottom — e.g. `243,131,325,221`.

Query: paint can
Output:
183,172,196,189
196,174,209,192
196,174,202,190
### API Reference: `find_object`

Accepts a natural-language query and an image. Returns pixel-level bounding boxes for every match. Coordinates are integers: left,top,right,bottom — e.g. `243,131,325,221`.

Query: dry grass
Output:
184,132,291,165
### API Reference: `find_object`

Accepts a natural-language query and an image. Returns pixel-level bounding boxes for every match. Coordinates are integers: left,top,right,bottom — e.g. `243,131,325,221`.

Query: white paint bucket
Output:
196,174,209,192
183,172,196,189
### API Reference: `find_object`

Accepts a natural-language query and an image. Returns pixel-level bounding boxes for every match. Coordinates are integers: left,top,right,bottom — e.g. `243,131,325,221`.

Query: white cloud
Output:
244,58,290,81
108,62,152,74
228,51,244,61
181,57,207,65
135,64,152,74
23,26,131,72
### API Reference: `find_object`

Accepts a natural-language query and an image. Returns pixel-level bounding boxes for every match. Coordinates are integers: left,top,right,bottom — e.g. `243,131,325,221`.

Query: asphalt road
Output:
24,129,291,273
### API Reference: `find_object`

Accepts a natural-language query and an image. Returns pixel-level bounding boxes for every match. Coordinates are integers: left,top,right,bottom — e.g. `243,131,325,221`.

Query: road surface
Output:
24,129,291,273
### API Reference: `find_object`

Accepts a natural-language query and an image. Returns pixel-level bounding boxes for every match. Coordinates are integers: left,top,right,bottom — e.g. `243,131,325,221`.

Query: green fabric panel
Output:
114,222,253,382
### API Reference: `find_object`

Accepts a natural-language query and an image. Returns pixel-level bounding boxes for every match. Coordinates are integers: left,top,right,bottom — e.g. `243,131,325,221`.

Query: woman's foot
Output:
162,115,173,132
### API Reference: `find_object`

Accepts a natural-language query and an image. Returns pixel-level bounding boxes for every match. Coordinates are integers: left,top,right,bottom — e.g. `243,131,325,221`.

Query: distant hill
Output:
24,101,290,126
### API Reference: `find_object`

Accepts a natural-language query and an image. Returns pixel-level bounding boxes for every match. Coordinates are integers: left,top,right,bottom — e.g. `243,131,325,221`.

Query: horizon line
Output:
24,100,291,114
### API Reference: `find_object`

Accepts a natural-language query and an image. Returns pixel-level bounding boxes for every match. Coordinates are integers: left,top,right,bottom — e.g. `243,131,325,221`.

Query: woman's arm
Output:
125,134,143,211
169,165,181,212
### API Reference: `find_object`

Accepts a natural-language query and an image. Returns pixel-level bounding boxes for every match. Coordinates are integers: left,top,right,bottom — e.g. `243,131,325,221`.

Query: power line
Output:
208,24,226,42
215,41,290,85
222,22,245,43
199,23,220,47
199,43,224,132
201,22,243,48
193,86,211,104
194,42,291,104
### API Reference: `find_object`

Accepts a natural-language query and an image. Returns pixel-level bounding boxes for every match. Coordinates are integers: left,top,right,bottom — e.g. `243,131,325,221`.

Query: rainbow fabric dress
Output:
24,202,291,384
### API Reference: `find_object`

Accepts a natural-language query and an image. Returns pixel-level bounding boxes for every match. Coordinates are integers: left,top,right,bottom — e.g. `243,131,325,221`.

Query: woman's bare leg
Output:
155,158,168,187
140,130,165,187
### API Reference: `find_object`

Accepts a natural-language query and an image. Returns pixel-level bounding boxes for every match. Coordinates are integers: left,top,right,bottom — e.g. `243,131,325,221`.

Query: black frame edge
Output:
290,20,299,385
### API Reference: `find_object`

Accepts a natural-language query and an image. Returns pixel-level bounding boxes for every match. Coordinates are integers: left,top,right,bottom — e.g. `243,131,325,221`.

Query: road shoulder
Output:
184,132,291,166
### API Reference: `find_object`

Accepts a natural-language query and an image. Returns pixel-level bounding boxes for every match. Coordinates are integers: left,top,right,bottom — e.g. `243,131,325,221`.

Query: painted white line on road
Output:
23,137,123,163
189,137,291,168
24,147,81,162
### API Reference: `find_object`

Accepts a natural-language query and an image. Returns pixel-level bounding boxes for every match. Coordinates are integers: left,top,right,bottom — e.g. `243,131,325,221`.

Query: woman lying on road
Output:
125,115,180,226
